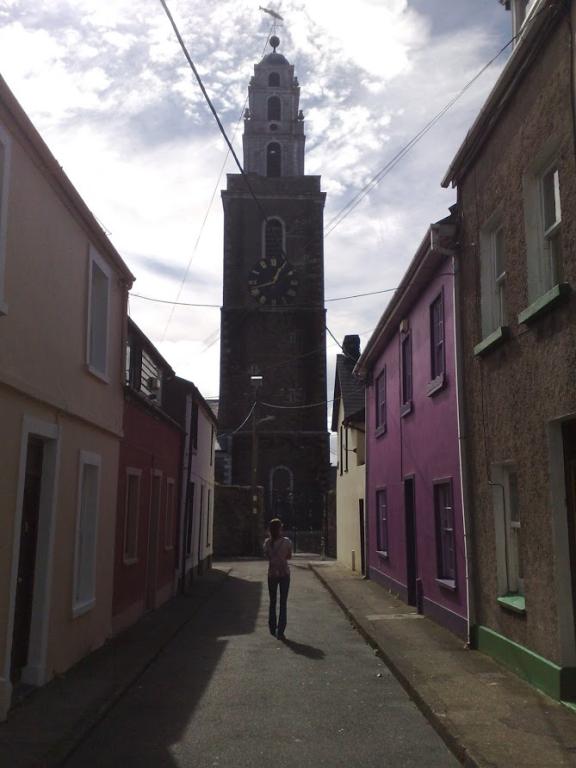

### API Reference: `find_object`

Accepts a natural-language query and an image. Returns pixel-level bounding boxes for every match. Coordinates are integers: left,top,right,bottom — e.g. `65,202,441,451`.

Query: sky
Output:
0,0,511,436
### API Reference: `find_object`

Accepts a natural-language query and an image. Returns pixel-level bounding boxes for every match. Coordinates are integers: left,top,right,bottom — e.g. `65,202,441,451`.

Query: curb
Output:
309,564,488,768
42,568,232,767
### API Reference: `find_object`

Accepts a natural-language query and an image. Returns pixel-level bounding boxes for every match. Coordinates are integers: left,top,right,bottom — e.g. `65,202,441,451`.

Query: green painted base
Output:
471,625,576,702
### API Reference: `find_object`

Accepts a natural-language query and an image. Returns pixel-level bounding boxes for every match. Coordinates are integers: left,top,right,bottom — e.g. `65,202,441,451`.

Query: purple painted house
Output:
355,207,469,639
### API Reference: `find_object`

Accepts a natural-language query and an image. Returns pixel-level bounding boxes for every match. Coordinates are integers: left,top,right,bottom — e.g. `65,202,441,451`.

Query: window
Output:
87,247,111,379
268,72,280,87
430,294,445,381
73,452,101,616
401,334,412,407
541,165,562,285
0,125,11,315
339,425,344,476
265,218,283,260
375,489,388,555
210,425,214,466
123,469,141,563
375,368,386,432
435,481,455,583
164,478,175,550
480,221,506,338
266,142,282,177
345,426,349,472
523,150,563,304
267,96,281,121
492,465,524,598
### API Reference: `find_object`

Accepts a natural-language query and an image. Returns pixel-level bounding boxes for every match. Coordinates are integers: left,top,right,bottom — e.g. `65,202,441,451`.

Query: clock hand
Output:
272,260,288,284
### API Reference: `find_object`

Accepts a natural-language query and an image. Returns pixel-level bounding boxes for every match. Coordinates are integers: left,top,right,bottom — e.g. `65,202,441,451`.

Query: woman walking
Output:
264,518,293,640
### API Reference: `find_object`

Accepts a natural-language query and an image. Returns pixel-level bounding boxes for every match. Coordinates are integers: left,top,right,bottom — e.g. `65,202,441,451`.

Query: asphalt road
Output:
64,560,459,767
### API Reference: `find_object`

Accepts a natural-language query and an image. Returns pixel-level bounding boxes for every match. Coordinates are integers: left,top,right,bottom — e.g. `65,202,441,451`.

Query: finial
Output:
270,35,280,52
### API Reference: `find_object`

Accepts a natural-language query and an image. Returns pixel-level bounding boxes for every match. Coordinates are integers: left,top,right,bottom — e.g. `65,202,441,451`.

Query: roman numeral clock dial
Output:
248,257,299,306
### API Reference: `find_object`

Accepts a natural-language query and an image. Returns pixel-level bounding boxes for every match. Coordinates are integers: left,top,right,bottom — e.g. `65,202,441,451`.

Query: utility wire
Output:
323,4,550,238
159,0,271,224
160,24,275,341
130,283,397,307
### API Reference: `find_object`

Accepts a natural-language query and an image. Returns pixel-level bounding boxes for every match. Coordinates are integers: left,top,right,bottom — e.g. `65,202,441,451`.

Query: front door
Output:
11,437,44,683
404,477,418,607
358,499,366,576
562,421,576,638
146,473,162,610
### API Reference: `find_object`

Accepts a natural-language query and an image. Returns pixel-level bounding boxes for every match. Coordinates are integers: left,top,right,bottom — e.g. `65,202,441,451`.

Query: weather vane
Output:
259,5,284,36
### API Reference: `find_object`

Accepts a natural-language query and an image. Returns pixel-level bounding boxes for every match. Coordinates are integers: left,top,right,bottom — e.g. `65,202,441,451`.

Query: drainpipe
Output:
452,214,476,647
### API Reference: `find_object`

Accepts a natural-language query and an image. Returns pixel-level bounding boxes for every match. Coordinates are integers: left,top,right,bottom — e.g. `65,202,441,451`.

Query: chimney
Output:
342,334,361,361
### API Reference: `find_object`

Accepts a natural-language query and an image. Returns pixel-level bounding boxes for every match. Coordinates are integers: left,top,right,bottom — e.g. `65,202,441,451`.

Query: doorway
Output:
10,438,43,684
358,499,366,576
146,472,162,610
404,477,418,607
4,418,59,707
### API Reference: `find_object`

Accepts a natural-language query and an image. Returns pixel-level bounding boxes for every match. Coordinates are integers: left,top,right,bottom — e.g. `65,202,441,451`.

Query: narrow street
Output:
64,561,458,768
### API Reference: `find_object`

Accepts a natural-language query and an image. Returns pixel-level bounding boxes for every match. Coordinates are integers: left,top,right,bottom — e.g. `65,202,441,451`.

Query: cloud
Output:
0,0,511,415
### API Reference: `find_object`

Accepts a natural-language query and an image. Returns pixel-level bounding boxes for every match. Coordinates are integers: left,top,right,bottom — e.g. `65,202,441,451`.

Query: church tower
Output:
218,36,329,532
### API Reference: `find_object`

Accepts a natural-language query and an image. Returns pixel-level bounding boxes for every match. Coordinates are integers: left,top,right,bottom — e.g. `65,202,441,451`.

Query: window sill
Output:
376,550,389,560
86,363,110,384
518,283,571,325
123,556,138,566
497,594,526,614
427,372,446,397
473,326,509,357
400,401,413,418
73,597,96,618
436,578,457,591
375,425,387,439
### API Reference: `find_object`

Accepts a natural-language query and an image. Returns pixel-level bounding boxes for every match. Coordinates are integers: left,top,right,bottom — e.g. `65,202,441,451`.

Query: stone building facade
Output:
218,37,329,533
443,0,576,699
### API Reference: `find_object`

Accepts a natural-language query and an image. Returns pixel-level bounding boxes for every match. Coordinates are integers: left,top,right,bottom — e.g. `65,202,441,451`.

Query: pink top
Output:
264,536,293,578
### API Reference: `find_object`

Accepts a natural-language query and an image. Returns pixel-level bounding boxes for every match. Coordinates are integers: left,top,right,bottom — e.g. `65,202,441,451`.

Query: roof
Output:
331,353,365,433
442,0,564,188
127,317,174,374
0,74,134,284
355,209,457,379
260,52,290,66
171,376,218,426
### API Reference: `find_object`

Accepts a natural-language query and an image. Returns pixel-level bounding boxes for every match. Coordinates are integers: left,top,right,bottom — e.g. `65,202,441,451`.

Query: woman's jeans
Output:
268,575,290,636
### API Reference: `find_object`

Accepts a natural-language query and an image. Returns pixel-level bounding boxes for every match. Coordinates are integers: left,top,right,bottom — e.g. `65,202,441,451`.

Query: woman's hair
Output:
269,518,282,540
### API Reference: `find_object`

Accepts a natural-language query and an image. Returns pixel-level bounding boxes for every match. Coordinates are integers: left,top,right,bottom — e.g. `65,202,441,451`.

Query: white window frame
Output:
492,464,524,597
86,246,111,382
523,143,563,303
0,124,11,316
164,478,175,551
123,468,141,564
480,214,506,338
73,451,101,617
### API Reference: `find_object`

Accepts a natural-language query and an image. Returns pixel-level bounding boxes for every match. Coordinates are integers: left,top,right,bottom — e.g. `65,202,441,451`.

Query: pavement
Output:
0,558,575,767
310,561,576,768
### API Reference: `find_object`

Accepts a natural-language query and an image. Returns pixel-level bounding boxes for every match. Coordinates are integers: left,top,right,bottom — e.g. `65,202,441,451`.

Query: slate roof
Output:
331,353,365,433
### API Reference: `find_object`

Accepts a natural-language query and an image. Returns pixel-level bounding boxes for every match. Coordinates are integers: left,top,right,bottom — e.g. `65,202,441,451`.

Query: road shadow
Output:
62,570,262,768
280,637,325,660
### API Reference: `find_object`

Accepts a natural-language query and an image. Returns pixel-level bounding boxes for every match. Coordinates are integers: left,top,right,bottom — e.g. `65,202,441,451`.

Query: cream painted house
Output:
0,75,133,719
331,336,366,573
165,377,217,588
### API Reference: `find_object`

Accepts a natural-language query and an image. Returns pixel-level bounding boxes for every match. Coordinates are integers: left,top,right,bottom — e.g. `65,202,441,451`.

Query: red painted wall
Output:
113,396,182,627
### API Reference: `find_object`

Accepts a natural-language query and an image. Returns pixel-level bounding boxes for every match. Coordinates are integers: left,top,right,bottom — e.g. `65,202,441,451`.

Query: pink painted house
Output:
355,208,469,638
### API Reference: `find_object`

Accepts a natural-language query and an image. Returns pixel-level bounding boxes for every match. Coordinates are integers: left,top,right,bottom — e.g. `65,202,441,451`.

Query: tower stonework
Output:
218,37,329,532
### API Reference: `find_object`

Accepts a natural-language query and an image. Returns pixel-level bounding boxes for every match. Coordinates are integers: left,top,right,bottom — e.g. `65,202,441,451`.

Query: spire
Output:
242,37,306,177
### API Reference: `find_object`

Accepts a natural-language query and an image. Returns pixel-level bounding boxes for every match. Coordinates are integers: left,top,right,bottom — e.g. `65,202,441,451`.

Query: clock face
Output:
248,257,299,306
